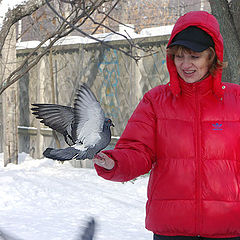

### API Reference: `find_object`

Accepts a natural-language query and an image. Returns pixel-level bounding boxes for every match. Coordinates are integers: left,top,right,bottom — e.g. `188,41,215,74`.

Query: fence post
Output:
2,25,18,166
34,56,46,159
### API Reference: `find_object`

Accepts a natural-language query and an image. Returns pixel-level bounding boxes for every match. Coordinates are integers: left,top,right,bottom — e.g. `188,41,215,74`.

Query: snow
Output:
0,153,152,240
16,24,173,50
16,41,42,50
140,25,174,37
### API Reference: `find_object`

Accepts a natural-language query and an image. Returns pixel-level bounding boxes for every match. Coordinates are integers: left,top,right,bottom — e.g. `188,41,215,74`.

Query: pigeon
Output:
80,218,96,240
0,229,22,240
0,218,96,240
31,83,114,161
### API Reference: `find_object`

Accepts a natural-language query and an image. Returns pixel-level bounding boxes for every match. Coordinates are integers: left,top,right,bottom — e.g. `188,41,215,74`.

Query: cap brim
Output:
167,40,208,52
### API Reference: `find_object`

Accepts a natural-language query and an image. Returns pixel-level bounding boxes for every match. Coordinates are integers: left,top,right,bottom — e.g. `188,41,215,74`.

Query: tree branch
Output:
45,0,142,61
0,0,112,95
0,0,53,54
0,13,75,95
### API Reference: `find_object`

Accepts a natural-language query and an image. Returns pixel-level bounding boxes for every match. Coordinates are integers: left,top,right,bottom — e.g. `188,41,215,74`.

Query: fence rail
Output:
18,126,120,140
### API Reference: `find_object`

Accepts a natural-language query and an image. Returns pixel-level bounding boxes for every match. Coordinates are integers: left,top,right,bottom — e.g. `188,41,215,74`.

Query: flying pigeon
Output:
31,83,114,161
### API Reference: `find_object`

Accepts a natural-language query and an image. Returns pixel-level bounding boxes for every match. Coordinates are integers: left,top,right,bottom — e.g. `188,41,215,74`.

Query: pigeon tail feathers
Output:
43,147,80,160
43,147,97,161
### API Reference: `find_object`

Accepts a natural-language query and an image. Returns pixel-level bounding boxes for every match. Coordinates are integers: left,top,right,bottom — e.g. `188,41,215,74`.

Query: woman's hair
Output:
167,45,227,76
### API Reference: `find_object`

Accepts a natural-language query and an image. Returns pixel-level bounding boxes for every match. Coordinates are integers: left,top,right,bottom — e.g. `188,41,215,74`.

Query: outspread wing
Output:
73,84,105,147
31,104,74,139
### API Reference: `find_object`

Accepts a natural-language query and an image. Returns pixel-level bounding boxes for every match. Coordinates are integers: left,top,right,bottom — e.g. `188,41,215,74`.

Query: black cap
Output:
167,26,214,52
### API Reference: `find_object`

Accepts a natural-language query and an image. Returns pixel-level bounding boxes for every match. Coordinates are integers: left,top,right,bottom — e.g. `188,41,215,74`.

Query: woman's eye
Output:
175,55,183,58
191,55,199,59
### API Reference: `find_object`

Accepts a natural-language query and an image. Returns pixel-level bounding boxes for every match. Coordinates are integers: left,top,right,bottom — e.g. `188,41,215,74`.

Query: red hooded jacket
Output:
95,11,240,238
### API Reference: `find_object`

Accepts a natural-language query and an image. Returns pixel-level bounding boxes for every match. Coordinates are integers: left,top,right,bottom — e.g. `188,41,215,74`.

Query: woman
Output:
93,11,240,239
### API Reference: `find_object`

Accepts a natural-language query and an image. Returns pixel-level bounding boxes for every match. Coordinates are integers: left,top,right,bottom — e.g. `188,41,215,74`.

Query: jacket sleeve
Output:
94,91,157,182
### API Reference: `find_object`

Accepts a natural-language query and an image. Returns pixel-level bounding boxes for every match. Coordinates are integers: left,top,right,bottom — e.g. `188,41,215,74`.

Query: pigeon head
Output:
104,118,114,128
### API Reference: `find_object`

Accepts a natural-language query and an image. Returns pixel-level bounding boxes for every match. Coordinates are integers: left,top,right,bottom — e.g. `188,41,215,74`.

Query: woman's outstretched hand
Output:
93,152,115,170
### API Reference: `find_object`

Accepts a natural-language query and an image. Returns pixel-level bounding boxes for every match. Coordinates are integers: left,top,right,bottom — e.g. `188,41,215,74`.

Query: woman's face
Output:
174,49,210,83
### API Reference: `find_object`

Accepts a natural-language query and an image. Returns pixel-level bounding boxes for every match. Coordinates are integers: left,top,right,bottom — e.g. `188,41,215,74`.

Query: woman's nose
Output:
182,57,192,68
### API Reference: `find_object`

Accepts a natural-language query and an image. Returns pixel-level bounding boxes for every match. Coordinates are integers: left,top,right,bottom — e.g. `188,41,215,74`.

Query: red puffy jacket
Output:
95,11,240,238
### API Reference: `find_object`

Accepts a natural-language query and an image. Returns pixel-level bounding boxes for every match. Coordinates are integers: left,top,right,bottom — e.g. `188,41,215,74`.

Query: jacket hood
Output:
166,11,224,99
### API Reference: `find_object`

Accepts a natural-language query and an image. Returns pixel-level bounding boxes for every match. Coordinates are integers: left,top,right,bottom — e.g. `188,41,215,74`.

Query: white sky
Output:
0,0,27,26
0,153,152,240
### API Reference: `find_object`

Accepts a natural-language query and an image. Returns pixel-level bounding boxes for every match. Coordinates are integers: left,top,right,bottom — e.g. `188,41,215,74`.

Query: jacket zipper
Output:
195,87,201,236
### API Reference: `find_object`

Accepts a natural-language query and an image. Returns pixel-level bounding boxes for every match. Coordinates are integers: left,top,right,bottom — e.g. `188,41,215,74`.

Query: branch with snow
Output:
0,0,52,54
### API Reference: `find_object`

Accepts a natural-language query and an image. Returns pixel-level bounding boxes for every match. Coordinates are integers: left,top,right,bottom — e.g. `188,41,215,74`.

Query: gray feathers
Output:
73,85,105,147
80,218,95,240
31,84,114,161
31,104,75,146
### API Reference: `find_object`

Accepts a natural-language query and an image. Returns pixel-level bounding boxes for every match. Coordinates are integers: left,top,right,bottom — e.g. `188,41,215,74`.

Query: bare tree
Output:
209,0,240,84
0,0,154,95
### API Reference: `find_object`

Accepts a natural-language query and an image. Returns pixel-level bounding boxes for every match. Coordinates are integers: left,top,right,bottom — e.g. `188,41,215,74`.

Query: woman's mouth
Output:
183,70,195,74
182,70,195,77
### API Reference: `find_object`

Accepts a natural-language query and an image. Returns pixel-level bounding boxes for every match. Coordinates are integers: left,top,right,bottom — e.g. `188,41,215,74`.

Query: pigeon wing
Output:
73,84,105,147
31,104,74,140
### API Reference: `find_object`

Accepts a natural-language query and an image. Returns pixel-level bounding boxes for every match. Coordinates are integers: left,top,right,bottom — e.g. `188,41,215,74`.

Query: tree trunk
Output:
2,24,18,166
209,0,240,84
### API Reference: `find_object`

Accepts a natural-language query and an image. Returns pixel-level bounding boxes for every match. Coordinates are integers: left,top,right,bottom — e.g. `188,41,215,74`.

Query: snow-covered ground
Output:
0,153,151,240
